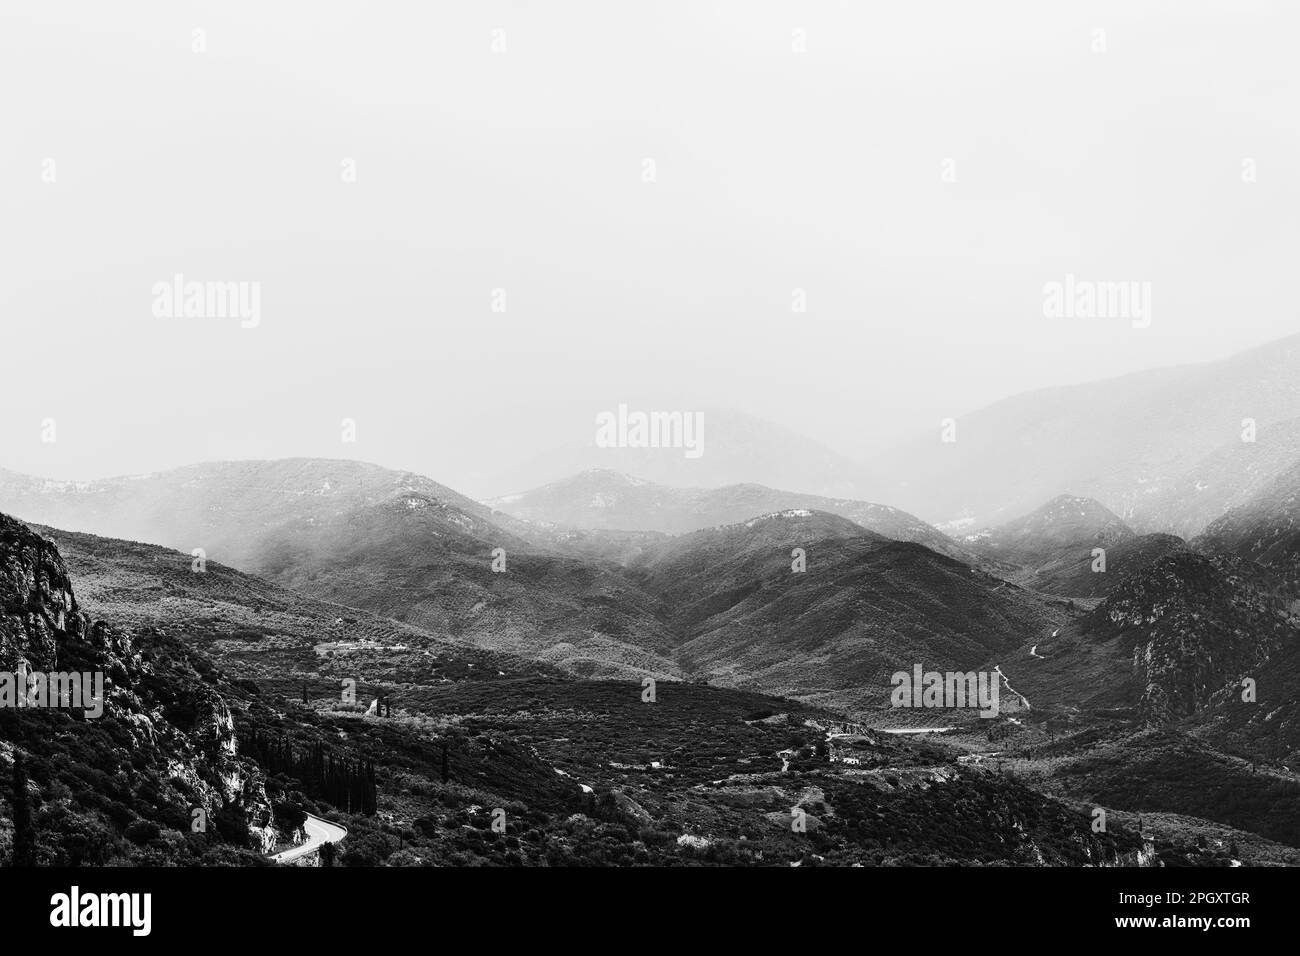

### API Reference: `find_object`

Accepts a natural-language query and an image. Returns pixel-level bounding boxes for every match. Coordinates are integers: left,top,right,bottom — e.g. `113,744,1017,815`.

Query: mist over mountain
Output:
1197,457,1300,597
882,333,1300,532
12,332,1300,556
1136,415,1300,539
0,459,1057,713
966,495,1135,566
492,469,971,561
0,459,530,567
0,461,690,679
490,408,881,501
956,494,1184,598
0,461,1030,703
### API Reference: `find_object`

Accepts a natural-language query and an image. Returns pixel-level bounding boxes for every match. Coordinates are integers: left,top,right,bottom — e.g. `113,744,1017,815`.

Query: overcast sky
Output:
2,0,1296,497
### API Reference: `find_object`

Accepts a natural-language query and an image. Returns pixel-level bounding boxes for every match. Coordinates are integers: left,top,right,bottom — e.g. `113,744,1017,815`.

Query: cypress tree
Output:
11,751,35,867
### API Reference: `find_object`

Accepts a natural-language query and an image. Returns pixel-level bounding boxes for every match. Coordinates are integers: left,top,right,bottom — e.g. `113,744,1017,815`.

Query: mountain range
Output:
491,469,973,560
5,333,1300,865
881,332,1300,533
489,407,882,501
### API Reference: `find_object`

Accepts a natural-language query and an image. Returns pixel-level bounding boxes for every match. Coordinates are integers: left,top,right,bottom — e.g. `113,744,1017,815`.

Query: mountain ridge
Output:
491,468,974,562
882,331,1300,532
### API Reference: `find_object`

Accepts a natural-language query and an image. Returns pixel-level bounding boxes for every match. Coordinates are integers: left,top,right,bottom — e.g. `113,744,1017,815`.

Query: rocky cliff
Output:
1084,550,1298,724
0,511,280,861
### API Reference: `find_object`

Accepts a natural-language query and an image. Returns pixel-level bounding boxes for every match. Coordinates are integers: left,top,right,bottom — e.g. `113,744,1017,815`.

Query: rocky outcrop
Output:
1,512,116,671
1085,550,1297,724
0,511,280,854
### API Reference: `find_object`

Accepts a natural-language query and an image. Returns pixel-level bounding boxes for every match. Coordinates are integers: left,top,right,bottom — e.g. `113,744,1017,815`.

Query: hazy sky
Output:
3,1,1296,497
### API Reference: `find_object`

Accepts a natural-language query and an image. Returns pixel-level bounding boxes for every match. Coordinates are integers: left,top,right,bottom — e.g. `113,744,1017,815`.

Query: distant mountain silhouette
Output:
492,469,972,561
489,407,881,500
883,332,1300,532
1197,457,1300,596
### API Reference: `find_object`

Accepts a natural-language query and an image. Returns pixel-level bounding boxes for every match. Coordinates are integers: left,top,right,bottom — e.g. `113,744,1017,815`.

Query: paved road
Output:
270,813,348,864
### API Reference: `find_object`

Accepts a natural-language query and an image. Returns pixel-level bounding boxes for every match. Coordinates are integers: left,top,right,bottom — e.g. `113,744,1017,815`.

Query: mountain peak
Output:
1035,493,1126,520
966,493,1134,570
717,508,878,541
490,470,972,560
737,508,864,536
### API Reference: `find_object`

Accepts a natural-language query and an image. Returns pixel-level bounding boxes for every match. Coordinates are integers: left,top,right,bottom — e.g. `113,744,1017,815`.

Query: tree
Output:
11,751,36,867
319,841,336,867
441,741,449,783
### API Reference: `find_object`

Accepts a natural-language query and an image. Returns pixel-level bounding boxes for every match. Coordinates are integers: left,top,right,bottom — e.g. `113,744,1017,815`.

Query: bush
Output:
342,846,380,867
125,820,161,845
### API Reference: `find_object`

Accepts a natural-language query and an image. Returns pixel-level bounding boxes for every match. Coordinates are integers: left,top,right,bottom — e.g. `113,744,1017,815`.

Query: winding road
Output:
271,813,348,864
993,665,1031,711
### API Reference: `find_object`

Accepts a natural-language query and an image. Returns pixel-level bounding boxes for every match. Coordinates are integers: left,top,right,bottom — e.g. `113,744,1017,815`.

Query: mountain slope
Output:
967,495,1135,567
630,510,1064,715
971,548,1300,848
1090,550,1297,725
885,332,1300,530
249,491,681,678
0,459,534,570
1134,415,1300,538
1197,458,1300,596
1027,532,1187,598
959,495,1188,598
29,522,558,698
0,461,682,678
1001,550,1299,725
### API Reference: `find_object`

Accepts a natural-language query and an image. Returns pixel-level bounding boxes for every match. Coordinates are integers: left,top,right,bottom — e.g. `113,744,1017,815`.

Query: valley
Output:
4,436,1300,866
